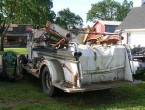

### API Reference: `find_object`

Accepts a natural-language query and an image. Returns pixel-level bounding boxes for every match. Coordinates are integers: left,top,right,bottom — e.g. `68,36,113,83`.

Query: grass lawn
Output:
0,48,28,55
0,48,145,110
0,74,145,110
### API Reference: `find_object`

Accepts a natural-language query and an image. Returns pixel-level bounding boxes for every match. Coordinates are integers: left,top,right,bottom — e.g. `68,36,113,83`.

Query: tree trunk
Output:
0,34,4,51
0,24,10,51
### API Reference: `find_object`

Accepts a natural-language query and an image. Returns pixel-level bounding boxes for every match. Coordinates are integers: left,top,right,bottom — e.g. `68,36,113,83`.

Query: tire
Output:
18,54,28,74
42,66,58,97
19,55,28,64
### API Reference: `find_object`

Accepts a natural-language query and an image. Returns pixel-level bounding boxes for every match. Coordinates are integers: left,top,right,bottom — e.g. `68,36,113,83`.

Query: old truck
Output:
18,22,140,96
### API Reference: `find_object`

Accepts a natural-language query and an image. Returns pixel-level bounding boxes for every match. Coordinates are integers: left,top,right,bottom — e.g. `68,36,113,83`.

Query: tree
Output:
0,0,12,51
0,0,54,51
87,0,132,22
117,0,133,21
4,0,55,25
54,8,83,29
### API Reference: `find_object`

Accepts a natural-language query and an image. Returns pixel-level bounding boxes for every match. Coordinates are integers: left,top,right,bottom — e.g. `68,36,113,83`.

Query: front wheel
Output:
42,66,58,97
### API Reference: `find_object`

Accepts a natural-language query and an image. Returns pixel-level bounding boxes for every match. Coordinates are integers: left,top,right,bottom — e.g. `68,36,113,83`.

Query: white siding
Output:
122,31,145,47
121,33,127,44
133,0,145,7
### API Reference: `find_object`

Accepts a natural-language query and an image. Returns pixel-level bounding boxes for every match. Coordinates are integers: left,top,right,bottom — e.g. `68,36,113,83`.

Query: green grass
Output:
0,48,28,55
0,74,145,110
1,48,145,110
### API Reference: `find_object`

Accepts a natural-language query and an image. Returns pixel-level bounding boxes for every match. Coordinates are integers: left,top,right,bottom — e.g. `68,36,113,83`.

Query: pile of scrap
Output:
83,28,120,45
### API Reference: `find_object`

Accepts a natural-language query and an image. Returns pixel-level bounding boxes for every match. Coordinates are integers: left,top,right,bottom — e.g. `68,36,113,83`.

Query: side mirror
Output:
121,36,124,40
74,52,82,58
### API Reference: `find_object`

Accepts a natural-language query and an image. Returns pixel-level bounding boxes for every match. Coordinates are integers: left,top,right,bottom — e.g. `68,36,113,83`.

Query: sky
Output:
52,0,132,27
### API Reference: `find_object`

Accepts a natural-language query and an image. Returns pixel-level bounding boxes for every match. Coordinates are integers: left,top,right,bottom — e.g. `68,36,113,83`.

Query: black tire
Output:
42,66,58,97
18,54,28,74
19,55,28,64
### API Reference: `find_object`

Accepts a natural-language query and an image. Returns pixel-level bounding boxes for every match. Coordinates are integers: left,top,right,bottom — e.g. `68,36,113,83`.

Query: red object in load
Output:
84,21,105,43
26,26,32,33
45,21,51,30
93,21,105,33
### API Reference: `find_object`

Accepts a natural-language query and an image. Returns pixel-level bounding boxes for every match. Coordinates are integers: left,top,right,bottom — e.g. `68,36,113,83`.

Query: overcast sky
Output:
52,0,132,27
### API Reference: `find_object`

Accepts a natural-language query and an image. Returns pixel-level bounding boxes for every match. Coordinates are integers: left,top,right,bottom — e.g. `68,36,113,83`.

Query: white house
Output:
133,0,145,7
117,0,145,47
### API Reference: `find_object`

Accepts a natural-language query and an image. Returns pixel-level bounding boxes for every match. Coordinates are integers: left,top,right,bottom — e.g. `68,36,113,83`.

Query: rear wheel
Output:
18,54,28,74
42,66,58,97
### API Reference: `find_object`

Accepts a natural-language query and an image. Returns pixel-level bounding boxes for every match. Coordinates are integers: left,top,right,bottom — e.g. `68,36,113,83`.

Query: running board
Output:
22,65,39,77
53,80,141,93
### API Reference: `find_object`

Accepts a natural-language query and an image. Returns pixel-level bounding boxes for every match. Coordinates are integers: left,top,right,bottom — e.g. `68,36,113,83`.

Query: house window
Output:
7,27,13,31
105,25,118,33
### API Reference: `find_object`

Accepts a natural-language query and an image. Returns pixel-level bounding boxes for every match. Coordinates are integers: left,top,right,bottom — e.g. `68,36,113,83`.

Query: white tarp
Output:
78,44,133,82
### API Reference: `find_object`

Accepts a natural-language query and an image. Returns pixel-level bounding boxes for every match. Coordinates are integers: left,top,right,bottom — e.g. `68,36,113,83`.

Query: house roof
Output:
118,4,145,30
6,24,32,35
93,20,121,27
98,20,121,26
5,33,27,36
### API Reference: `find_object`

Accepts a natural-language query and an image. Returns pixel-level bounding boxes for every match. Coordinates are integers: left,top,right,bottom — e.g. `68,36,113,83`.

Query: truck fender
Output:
39,60,65,82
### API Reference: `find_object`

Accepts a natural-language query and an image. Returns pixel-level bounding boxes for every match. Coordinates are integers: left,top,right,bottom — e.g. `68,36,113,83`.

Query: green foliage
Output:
0,0,54,26
117,0,133,21
54,8,83,29
87,0,133,22
0,0,54,51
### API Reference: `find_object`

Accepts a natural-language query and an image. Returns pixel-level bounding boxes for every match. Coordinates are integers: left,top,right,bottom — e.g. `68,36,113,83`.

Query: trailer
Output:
18,22,141,96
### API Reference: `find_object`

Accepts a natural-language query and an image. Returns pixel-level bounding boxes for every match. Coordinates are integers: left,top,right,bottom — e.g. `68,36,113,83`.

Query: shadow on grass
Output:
51,83,145,109
22,73,145,109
